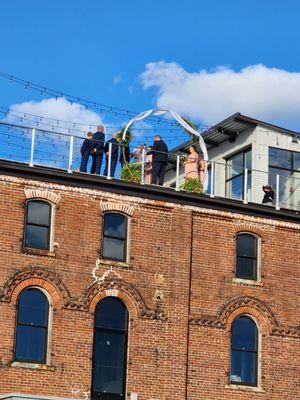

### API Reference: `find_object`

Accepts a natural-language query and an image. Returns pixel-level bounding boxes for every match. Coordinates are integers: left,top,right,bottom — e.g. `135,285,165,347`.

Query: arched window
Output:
236,233,258,280
102,213,128,262
15,288,49,363
24,200,52,250
230,316,258,386
92,297,129,400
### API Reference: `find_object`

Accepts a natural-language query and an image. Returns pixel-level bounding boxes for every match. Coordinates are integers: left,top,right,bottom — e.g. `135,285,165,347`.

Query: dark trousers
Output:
151,161,166,185
79,150,90,172
91,152,103,175
103,157,118,177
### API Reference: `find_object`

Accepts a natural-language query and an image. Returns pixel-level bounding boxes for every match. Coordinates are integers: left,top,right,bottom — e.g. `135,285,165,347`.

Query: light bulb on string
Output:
9,76,13,83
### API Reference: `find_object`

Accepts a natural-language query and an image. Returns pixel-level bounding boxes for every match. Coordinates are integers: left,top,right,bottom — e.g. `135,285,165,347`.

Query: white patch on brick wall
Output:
92,259,122,282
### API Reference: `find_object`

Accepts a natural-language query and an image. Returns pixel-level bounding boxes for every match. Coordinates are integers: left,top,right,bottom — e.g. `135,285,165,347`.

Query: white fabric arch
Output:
122,109,209,190
123,109,208,161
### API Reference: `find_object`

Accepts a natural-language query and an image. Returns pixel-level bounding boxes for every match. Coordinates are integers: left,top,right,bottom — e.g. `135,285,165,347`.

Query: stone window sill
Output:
233,277,263,287
225,384,264,393
11,361,55,371
98,259,133,269
22,246,56,258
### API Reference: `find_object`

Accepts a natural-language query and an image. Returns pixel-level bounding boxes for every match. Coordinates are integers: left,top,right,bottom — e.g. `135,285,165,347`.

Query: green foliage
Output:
116,128,133,147
181,178,203,194
120,162,142,183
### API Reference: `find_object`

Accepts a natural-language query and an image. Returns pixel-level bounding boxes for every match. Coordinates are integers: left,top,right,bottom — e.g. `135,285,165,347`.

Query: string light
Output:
0,70,201,125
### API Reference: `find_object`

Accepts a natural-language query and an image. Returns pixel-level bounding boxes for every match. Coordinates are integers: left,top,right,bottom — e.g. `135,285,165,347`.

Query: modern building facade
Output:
166,113,300,210
0,159,299,400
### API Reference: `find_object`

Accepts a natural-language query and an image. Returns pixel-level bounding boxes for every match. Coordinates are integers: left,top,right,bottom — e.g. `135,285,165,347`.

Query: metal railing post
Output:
141,148,146,185
243,168,248,204
29,128,36,167
175,155,180,191
107,142,112,180
68,135,74,173
210,161,215,197
275,174,280,210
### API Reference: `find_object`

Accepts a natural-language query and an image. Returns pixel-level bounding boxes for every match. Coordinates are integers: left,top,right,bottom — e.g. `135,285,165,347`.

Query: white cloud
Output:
140,62,300,129
4,97,104,135
113,74,123,85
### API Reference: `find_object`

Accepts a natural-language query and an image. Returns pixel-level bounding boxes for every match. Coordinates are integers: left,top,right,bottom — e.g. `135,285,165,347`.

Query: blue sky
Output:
1,0,300,146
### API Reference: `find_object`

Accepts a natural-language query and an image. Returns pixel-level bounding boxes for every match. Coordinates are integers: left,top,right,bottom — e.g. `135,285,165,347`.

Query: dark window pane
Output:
237,234,256,257
25,225,49,249
293,151,300,170
227,175,243,200
232,317,257,351
27,201,51,226
231,350,256,385
102,237,125,261
92,298,128,399
95,298,128,330
269,148,292,169
104,214,126,239
92,332,126,394
227,153,244,178
236,257,256,279
245,150,252,170
18,289,48,325
15,325,46,363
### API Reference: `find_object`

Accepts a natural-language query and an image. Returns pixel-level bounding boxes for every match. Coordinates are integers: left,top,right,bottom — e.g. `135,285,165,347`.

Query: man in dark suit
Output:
119,144,131,167
103,133,119,177
149,135,168,185
90,125,105,174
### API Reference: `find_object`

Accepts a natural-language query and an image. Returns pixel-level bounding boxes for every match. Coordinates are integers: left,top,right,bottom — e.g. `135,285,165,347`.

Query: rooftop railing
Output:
0,121,299,212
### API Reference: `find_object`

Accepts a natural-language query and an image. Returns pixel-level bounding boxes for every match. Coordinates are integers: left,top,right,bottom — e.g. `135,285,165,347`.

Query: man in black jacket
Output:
90,125,105,174
149,135,168,185
79,131,93,172
103,133,119,177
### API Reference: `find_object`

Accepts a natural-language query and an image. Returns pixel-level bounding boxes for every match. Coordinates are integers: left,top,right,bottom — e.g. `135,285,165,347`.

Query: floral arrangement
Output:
181,178,203,194
116,128,133,147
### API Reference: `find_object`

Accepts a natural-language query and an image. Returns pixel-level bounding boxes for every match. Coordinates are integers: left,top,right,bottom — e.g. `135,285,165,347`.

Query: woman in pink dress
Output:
184,145,199,181
144,146,153,184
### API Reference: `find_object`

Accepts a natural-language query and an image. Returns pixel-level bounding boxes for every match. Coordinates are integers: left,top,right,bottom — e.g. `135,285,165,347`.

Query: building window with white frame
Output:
230,315,258,386
24,200,53,250
226,148,252,200
102,212,128,262
14,287,50,364
236,233,258,280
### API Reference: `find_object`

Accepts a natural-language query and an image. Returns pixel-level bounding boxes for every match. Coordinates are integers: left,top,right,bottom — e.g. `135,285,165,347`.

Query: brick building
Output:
0,159,299,400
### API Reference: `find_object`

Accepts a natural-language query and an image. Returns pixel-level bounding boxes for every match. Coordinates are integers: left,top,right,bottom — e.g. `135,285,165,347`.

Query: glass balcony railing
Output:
0,121,299,211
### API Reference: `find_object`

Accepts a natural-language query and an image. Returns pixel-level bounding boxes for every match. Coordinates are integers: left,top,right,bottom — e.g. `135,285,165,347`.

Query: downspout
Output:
185,211,194,400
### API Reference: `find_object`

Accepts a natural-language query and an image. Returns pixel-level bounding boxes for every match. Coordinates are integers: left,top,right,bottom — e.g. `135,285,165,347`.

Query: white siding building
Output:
165,113,300,210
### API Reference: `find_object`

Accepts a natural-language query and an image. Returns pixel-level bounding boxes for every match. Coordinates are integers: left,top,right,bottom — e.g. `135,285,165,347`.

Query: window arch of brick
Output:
10,278,63,309
24,188,61,205
220,296,276,335
88,288,139,319
100,201,134,217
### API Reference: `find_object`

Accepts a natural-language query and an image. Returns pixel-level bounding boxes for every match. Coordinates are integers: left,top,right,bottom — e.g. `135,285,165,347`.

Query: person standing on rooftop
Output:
90,125,105,175
149,135,168,185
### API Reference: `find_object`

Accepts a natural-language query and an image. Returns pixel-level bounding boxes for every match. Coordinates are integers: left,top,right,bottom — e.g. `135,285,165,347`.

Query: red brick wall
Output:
0,175,299,399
